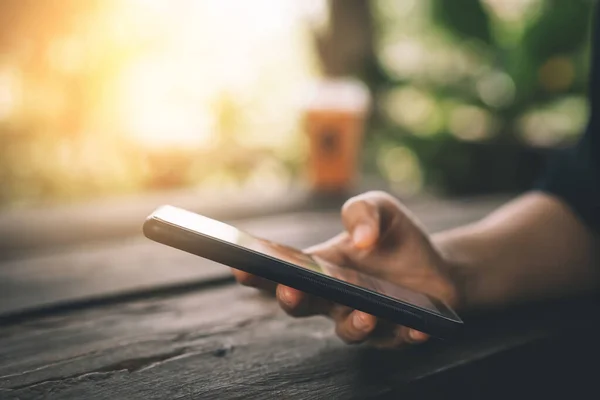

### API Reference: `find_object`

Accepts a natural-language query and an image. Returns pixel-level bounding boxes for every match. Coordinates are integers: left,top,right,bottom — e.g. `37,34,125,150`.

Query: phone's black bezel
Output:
143,213,463,339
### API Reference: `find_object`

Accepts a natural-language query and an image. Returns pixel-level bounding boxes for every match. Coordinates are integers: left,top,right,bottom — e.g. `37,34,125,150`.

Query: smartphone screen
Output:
153,206,443,315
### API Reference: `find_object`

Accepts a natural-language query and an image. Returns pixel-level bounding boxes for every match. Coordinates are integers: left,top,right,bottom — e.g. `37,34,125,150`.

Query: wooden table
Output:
1,196,598,399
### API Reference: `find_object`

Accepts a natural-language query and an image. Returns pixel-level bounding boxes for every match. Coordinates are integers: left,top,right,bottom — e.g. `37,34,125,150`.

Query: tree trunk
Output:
314,0,376,80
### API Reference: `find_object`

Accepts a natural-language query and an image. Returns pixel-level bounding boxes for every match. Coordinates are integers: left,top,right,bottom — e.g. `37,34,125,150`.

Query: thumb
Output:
341,195,381,249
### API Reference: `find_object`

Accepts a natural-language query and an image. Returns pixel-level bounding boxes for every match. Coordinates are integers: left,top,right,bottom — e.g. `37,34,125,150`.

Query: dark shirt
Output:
538,8,600,233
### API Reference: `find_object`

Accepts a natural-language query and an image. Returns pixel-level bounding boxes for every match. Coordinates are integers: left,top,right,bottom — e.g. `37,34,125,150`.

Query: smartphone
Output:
143,205,463,338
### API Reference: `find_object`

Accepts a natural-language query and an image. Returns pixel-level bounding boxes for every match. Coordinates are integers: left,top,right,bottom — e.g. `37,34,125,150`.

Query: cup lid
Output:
304,78,371,114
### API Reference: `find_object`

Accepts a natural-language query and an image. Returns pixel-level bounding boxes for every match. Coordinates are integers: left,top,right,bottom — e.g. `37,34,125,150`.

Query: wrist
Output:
431,230,481,312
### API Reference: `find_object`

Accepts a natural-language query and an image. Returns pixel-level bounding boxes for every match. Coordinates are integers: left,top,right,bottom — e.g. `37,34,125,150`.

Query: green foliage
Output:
431,0,493,44
522,0,591,60
372,0,596,194
512,0,592,105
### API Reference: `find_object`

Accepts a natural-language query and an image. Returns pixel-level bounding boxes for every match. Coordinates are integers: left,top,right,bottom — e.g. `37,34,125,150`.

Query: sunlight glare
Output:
112,0,314,149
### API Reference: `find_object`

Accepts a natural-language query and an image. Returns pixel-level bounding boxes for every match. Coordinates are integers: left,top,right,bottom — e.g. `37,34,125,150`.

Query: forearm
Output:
432,192,600,310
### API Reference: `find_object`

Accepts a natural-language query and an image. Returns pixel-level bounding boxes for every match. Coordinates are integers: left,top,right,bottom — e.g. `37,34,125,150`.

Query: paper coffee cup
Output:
303,78,371,192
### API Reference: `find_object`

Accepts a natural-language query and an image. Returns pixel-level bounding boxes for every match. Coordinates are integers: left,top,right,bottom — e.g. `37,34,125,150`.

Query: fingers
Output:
341,195,381,249
277,285,310,316
276,285,335,317
365,325,430,348
332,310,429,347
272,284,384,346
231,269,276,293
236,270,430,348
408,329,430,343
335,310,378,344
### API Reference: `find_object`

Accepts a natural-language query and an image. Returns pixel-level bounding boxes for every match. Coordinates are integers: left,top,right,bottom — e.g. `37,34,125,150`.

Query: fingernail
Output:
352,312,370,331
409,329,428,342
353,224,374,248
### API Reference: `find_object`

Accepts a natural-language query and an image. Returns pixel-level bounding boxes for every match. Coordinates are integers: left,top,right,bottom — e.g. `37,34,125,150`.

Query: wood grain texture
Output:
0,285,598,399
0,212,343,317
0,186,312,260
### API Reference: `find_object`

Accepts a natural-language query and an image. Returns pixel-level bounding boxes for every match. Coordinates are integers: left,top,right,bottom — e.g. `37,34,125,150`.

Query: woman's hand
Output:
232,191,460,348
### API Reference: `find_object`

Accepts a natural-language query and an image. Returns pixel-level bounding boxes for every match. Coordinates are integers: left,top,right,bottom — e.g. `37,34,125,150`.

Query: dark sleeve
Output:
537,7,600,233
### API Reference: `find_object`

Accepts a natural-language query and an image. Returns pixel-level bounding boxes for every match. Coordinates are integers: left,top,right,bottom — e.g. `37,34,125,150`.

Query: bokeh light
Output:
477,70,516,109
377,145,423,195
538,56,575,93
482,0,543,23
383,87,443,136
449,105,497,142
519,96,588,147
0,0,322,206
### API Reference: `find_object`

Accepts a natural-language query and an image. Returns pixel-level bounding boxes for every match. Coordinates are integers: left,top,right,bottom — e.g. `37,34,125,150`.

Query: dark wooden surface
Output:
1,196,598,399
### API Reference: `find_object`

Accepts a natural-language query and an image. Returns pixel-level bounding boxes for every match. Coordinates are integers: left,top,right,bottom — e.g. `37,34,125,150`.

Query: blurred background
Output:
0,0,594,209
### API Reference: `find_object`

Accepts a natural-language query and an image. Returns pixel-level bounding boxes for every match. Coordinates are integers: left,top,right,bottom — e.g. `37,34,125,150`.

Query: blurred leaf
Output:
508,0,593,106
522,0,592,61
430,0,493,44
503,45,538,109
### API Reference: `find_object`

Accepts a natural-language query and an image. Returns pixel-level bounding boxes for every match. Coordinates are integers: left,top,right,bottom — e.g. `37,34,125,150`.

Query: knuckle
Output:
341,197,373,218
363,190,396,205
341,196,361,215
365,190,400,207
365,190,389,199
